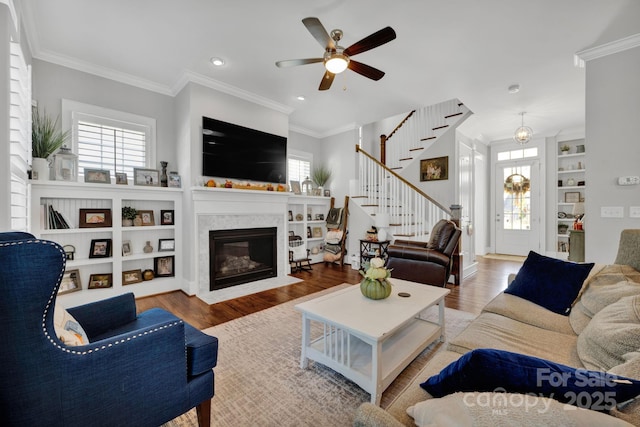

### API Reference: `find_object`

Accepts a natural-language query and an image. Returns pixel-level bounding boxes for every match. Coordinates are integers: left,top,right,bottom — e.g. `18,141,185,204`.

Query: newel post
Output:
449,204,462,286
380,134,387,165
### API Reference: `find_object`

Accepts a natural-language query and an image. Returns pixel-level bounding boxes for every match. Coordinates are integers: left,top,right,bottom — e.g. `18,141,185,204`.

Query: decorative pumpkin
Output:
359,257,392,300
360,277,392,300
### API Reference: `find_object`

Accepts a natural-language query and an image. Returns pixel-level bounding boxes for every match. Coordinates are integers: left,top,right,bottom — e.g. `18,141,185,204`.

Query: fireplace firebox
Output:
209,227,277,291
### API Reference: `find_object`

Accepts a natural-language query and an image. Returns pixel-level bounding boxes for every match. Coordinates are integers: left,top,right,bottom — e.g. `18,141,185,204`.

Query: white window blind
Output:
76,120,147,178
288,157,311,184
9,41,31,231
63,100,156,180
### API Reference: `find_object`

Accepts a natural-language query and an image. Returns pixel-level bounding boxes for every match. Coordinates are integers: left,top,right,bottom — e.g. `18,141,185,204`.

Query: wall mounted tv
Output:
202,116,287,184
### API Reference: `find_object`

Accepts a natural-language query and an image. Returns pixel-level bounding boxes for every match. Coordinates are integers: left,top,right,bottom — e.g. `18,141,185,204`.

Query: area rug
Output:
164,284,476,427
197,275,303,304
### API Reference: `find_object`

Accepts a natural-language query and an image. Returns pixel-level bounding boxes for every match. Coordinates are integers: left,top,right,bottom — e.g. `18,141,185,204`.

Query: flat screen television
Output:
202,116,287,184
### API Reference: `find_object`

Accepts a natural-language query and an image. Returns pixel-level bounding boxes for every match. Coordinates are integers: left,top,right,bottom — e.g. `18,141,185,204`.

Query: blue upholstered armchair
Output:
0,232,218,426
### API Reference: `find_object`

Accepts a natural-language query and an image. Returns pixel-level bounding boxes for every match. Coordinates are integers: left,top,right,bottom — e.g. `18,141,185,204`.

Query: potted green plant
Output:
560,144,570,154
122,206,138,227
31,106,70,180
312,164,332,195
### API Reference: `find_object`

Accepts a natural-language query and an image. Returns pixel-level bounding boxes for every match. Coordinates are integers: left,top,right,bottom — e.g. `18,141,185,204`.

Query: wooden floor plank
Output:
135,256,522,329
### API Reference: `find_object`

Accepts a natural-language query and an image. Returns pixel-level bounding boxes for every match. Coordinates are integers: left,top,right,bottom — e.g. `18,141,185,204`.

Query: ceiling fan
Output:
275,17,396,91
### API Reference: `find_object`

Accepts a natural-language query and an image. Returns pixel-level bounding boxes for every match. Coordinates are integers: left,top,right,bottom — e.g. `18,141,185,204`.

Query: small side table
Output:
360,239,391,268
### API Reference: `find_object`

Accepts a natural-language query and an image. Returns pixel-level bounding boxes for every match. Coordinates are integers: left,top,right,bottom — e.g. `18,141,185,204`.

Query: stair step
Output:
409,147,424,152
444,112,463,119
390,167,402,171
399,157,412,162
432,125,449,131
420,136,436,141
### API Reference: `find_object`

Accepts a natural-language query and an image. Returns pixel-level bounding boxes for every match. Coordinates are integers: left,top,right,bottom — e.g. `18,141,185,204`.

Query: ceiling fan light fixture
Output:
514,112,533,145
324,52,349,74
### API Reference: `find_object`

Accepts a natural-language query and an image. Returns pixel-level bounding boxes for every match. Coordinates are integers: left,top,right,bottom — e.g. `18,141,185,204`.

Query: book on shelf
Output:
45,204,70,229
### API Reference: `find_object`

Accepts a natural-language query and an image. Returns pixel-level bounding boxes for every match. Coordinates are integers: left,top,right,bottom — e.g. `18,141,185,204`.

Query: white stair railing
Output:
355,146,451,239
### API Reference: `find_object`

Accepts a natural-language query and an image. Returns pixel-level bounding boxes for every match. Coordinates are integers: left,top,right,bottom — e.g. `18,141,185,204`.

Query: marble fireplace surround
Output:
193,188,299,303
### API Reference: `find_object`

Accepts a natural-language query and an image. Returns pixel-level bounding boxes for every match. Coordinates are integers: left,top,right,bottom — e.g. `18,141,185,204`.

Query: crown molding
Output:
173,70,294,115
576,33,640,64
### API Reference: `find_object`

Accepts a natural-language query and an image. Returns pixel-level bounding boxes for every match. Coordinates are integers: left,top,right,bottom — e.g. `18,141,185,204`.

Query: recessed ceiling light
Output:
508,84,520,94
210,57,225,67
296,95,305,101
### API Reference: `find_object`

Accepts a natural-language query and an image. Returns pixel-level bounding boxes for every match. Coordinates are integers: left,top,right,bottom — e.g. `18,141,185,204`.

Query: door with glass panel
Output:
495,160,541,256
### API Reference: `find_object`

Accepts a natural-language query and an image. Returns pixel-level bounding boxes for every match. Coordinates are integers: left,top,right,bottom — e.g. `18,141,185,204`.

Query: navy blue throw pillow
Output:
420,349,640,412
505,251,594,315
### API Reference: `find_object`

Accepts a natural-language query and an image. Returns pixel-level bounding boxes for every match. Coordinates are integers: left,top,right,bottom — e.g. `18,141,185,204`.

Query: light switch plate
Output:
601,207,624,218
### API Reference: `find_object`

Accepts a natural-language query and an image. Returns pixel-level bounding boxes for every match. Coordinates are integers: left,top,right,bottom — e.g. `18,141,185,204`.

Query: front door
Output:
495,160,541,255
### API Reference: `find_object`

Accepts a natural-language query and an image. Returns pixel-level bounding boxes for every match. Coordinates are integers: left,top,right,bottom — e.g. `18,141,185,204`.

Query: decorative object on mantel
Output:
160,161,168,187
31,105,70,181
302,176,314,195
359,257,392,300
52,147,78,182
168,172,181,188
312,165,332,196
513,112,533,145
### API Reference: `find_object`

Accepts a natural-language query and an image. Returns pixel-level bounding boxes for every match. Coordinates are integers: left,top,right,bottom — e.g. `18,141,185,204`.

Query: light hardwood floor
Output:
136,256,522,330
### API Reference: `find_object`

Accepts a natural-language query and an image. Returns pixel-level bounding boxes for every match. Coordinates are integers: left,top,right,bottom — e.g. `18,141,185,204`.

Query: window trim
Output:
61,99,156,169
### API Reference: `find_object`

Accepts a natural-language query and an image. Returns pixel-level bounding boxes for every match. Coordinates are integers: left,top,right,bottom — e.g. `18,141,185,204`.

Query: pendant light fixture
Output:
514,112,533,145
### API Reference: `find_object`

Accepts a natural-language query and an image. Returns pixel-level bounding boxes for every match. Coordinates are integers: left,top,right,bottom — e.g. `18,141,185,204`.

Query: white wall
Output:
584,44,640,263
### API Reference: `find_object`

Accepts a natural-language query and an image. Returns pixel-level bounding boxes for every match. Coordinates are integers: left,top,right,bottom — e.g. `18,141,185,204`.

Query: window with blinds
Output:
63,100,156,180
288,157,311,184
77,120,147,178
9,41,31,231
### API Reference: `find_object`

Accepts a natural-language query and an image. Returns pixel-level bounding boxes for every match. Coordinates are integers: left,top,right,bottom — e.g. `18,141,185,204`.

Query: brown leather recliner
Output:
386,219,461,287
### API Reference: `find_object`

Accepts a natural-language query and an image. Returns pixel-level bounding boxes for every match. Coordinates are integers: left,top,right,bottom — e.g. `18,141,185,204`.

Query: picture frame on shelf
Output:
290,180,301,195
160,210,174,225
324,189,331,197
58,269,81,295
133,168,160,186
158,238,175,252
307,226,312,238
288,210,293,221
89,238,112,258
115,172,128,185
79,208,112,228
122,240,132,256
84,168,111,184
122,269,143,285
154,255,175,277
168,173,182,188
420,156,449,182
88,273,113,289
138,210,155,226
312,227,323,238
564,192,581,203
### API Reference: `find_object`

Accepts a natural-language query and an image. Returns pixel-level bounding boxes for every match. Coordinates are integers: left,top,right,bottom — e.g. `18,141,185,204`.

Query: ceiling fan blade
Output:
318,71,335,91
344,26,396,56
276,58,323,68
302,17,335,50
348,60,385,81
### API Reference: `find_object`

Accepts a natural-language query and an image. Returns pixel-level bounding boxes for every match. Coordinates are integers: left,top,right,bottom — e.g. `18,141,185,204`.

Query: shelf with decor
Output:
555,138,586,259
30,181,183,307
287,195,331,266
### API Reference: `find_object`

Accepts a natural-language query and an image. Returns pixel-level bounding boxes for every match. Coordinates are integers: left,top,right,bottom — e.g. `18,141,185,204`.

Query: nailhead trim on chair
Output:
2,239,185,356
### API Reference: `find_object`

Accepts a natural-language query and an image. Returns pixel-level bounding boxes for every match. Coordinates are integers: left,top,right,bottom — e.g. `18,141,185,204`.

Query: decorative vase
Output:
32,157,50,180
143,241,153,253
360,277,392,300
160,161,168,187
133,215,142,226
122,218,133,227
143,269,155,281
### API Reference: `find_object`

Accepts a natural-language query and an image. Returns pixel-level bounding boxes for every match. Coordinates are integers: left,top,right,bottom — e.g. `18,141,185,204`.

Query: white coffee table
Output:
294,278,450,405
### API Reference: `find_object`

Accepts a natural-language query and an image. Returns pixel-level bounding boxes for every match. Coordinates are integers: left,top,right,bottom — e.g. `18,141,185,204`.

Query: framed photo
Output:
79,208,112,228
168,174,182,188
288,210,293,221
160,210,174,225
133,168,160,186
154,255,175,277
89,238,112,258
115,172,128,185
158,238,175,252
312,227,323,238
315,213,325,220
307,226,312,238
88,273,113,289
84,168,111,184
290,180,301,195
420,156,449,182
122,240,132,256
565,192,581,203
324,189,331,197
58,269,81,295
122,269,143,285
138,210,155,226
